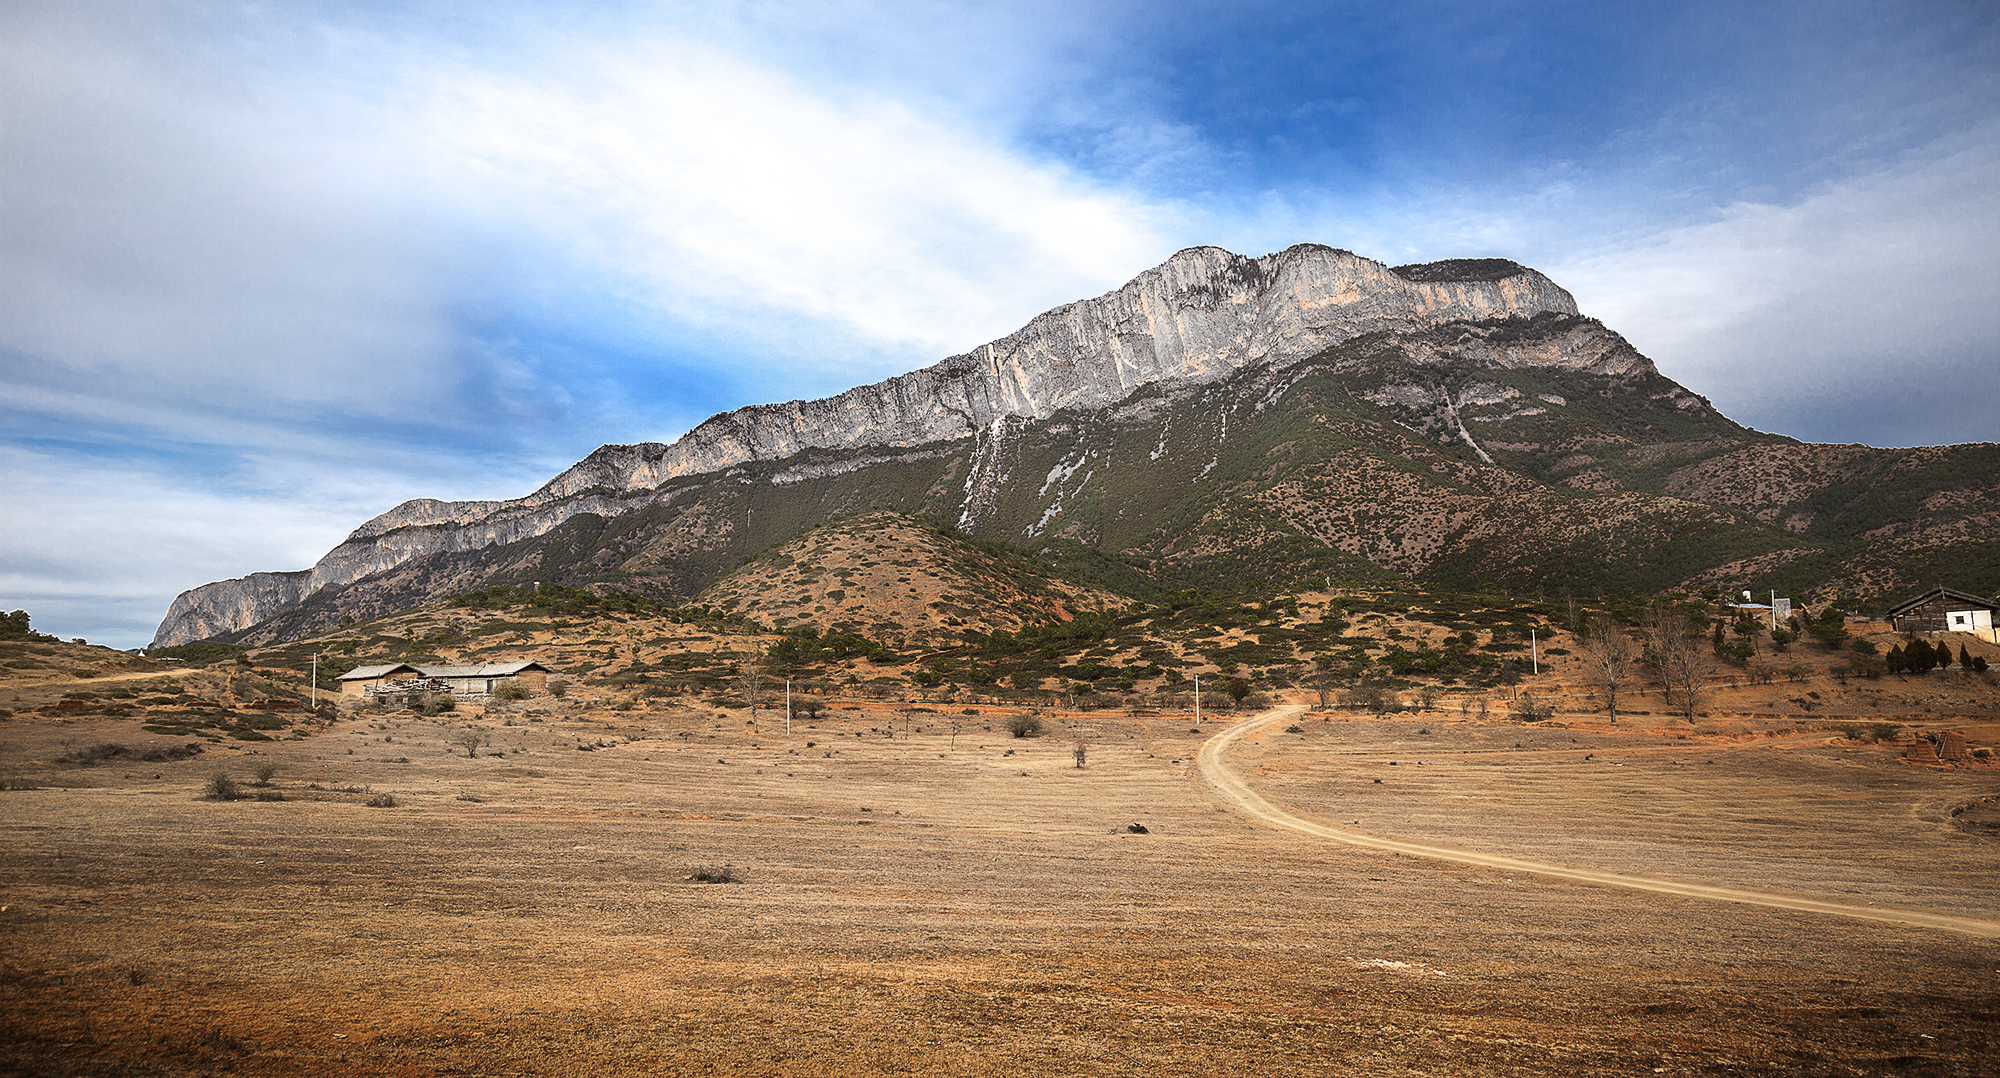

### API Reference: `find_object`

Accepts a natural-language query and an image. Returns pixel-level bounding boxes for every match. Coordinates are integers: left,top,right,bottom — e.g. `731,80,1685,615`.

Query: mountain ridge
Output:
154,244,1581,645
150,245,2000,648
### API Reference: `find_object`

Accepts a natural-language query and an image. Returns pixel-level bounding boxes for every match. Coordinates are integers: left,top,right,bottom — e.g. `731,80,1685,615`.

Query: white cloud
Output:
0,445,381,648
1551,126,2000,445
405,38,1179,372
0,5,461,423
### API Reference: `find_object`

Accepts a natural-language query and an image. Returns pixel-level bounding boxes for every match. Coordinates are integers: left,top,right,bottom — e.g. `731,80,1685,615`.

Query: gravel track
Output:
1199,704,2000,939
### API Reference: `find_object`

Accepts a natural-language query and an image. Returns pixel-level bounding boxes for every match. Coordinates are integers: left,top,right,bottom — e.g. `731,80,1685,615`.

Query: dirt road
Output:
1198,704,2000,938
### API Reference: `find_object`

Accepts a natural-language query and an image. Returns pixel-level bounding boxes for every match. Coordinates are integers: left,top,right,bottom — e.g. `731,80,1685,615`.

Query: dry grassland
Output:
2,692,1997,1076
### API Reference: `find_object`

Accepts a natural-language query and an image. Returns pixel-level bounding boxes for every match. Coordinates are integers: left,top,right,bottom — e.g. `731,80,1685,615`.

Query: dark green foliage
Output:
59,742,202,766
146,641,250,665
0,610,55,642
1390,258,1528,283
769,626,884,667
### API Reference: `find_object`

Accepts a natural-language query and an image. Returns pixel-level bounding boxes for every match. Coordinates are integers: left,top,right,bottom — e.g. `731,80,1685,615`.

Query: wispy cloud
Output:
407,37,1177,378
1553,125,2000,445
0,445,376,645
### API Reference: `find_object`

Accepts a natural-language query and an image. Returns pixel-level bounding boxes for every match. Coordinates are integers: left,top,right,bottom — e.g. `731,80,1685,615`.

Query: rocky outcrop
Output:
152,570,313,648
150,243,1578,647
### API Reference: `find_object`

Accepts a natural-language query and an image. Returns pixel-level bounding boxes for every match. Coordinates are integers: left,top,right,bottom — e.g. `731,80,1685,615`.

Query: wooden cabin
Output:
1885,587,1998,642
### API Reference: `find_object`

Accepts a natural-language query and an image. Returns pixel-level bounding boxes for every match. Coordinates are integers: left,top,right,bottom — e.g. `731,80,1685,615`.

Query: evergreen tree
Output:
1961,644,1974,669
1885,644,1906,674
1937,641,1954,670
1909,639,1936,673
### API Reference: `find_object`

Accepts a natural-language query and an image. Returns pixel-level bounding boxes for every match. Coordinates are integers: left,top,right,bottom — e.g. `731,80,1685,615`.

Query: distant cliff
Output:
150,243,1581,647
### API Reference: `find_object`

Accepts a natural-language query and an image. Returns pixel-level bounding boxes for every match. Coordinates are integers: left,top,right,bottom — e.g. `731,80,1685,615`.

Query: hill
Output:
696,513,1126,646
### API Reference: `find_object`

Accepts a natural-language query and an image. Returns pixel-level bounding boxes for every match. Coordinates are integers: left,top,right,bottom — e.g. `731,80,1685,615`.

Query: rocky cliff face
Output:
150,243,1580,647
153,570,313,648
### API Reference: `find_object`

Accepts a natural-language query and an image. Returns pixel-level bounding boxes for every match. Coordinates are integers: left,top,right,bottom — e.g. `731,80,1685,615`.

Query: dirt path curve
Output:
1198,704,2000,939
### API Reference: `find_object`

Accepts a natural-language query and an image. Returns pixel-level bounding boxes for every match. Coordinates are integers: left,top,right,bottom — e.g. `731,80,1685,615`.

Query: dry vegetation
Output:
699,514,1124,645
3,607,1999,1075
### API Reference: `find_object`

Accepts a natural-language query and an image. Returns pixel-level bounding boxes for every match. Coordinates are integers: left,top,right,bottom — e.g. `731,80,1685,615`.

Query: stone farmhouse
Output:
338,661,552,697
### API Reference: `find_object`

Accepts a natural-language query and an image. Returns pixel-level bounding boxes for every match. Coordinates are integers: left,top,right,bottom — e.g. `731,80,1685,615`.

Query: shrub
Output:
687,865,740,883
58,743,129,766
548,680,569,698
1508,694,1553,723
490,680,530,701
1007,715,1045,738
253,763,277,787
255,789,284,802
205,772,241,801
365,792,397,808
451,727,489,758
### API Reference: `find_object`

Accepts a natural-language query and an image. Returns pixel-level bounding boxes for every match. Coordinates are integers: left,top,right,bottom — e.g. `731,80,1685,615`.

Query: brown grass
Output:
1,680,1997,1076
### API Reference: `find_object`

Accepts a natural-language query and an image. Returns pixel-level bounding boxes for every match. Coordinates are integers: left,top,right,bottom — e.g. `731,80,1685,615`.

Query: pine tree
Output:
1908,639,1935,673
1960,644,1973,670
1937,641,1954,670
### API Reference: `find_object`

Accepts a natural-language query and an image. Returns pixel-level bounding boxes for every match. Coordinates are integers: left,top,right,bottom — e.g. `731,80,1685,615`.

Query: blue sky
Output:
3,0,1996,648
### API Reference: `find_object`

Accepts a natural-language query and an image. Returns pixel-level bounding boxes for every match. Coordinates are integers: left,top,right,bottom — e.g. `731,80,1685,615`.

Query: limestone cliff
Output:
149,243,1578,647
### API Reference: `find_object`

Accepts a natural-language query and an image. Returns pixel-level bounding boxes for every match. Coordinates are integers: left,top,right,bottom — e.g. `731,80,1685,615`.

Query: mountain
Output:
151,244,2000,647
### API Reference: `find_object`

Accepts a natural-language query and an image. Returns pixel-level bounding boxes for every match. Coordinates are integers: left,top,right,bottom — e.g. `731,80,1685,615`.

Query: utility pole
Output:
311,653,319,706
1530,629,1538,675
786,679,792,736
1195,674,1202,724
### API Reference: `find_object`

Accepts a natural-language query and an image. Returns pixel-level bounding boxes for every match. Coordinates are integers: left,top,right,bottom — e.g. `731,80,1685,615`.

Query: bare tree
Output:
1071,735,1088,769
1643,598,1714,722
739,658,765,716
450,726,489,758
1579,612,1636,724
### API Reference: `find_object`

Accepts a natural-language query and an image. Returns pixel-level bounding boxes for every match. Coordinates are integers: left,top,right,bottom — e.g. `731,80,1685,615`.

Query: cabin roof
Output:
1885,587,1998,618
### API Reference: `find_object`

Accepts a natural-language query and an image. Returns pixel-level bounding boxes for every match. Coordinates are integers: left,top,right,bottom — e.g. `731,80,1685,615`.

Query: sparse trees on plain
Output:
740,659,766,715
1579,612,1636,724
1644,598,1714,722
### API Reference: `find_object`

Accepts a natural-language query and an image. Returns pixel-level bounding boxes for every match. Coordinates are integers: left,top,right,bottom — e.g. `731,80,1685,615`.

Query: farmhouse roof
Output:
1885,587,1998,618
336,661,548,682
338,663,422,681
416,662,551,678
